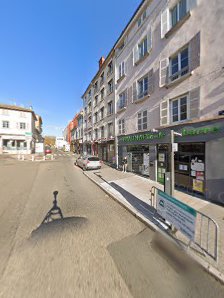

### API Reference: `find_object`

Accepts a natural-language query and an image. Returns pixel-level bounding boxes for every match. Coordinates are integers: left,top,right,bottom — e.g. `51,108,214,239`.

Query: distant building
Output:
0,104,41,154
55,136,67,149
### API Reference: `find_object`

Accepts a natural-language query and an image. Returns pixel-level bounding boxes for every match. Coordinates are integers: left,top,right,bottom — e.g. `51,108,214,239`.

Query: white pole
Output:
170,130,175,196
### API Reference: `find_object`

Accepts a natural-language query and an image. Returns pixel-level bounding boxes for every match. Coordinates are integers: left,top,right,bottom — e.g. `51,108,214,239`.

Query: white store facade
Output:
0,104,37,154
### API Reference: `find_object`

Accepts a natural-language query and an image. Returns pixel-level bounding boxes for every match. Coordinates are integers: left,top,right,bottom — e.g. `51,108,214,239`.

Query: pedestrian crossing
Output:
54,152,74,157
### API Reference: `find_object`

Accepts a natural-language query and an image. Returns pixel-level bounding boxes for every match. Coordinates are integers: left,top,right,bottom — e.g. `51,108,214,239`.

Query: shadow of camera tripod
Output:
42,191,64,224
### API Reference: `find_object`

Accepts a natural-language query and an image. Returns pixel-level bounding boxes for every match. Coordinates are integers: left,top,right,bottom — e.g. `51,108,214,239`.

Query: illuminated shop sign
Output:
181,126,220,136
119,125,221,143
121,131,165,142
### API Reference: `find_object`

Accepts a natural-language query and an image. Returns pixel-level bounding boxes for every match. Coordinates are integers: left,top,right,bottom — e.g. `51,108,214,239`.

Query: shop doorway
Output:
157,144,169,184
175,143,205,195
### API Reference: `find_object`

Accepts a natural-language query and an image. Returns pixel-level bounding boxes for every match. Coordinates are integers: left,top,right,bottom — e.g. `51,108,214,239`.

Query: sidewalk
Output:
83,163,224,282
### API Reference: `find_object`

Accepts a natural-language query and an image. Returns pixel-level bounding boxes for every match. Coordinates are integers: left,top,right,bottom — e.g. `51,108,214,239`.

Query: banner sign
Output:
157,190,197,240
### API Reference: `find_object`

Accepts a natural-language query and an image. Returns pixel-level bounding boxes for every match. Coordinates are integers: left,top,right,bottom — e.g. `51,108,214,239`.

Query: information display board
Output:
157,190,197,240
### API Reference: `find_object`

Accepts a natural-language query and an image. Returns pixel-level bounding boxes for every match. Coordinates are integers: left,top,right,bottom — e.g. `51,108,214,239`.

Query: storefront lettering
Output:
121,132,165,143
182,126,220,136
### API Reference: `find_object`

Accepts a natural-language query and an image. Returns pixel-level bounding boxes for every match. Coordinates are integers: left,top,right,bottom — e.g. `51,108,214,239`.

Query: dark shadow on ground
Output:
94,174,167,231
30,191,88,241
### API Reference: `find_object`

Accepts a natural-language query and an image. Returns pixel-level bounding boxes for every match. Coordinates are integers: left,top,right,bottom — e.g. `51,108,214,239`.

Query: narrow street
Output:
0,154,223,298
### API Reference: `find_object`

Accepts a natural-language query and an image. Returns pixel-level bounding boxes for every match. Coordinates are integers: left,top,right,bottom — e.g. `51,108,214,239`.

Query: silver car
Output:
75,155,101,171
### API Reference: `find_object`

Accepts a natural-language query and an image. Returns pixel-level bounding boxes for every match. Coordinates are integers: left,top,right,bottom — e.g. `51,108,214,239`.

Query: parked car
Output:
75,155,101,170
45,146,52,155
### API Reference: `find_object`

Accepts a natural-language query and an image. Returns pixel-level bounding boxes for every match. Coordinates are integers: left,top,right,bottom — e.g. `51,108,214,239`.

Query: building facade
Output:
113,0,224,203
0,104,39,154
82,54,116,163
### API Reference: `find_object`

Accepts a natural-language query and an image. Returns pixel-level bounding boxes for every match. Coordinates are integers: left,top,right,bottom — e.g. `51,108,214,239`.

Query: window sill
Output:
133,94,150,104
165,11,191,39
166,71,192,88
117,74,126,84
135,51,150,66
117,107,127,114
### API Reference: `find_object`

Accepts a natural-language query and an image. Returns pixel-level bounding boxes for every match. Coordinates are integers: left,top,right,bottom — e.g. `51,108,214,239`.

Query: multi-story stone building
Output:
114,0,224,202
82,54,116,163
0,104,39,154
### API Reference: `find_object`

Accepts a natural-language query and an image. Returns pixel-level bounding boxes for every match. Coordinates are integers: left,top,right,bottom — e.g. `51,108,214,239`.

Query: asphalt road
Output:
0,153,223,298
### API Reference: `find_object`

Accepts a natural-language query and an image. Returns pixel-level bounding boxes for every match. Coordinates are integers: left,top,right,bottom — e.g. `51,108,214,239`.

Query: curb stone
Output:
83,171,224,286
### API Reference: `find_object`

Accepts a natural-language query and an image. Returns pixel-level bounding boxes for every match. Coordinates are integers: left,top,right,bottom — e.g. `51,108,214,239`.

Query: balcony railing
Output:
133,89,149,102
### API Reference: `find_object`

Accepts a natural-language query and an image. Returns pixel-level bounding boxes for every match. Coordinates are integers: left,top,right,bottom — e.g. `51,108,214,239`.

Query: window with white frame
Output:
118,61,125,79
137,76,149,99
118,91,126,109
2,120,9,128
107,101,113,115
137,10,147,27
137,110,148,130
107,61,113,76
138,37,148,60
100,72,104,85
20,122,26,129
171,0,187,28
101,126,104,138
94,95,98,106
95,129,98,139
108,79,113,94
108,122,113,138
171,95,188,123
118,119,125,134
170,47,189,81
100,107,104,119
100,88,105,100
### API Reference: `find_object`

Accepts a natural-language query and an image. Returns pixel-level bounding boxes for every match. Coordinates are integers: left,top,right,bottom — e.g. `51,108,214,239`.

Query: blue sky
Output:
0,0,141,136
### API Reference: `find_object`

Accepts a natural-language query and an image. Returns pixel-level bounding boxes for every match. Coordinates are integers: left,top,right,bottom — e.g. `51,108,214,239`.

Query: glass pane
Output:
138,124,141,130
173,114,178,122
171,5,178,27
143,123,147,130
180,112,187,120
143,110,147,117
172,99,178,109
171,56,178,75
143,37,148,55
180,96,187,106
144,77,148,92
181,48,188,69
179,0,187,20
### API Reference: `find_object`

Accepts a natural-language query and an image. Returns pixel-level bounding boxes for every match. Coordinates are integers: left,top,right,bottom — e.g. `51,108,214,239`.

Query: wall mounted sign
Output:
120,131,165,143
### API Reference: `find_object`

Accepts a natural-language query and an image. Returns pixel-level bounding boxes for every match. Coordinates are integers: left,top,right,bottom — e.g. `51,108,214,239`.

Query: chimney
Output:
99,56,105,69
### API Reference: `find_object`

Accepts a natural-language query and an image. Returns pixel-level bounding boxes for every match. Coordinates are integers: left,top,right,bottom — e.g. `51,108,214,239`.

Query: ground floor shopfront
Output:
83,139,115,164
0,134,34,154
118,117,224,204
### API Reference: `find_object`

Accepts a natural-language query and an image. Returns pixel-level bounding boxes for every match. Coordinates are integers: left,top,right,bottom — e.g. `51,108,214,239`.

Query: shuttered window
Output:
118,119,125,134
138,110,148,131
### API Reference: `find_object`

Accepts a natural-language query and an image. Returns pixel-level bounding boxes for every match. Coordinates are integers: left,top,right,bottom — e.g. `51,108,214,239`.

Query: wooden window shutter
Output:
189,87,200,119
132,81,137,102
160,99,169,126
159,58,169,87
161,8,169,38
147,27,152,53
148,69,154,95
189,32,200,72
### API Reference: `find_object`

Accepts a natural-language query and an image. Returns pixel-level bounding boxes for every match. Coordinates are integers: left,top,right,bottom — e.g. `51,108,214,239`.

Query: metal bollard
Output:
32,155,34,162
22,155,25,161
51,154,54,160
43,155,46,161
18,154,21,160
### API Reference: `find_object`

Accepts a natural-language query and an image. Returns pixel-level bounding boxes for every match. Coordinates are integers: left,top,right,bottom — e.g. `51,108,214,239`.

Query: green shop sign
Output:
121,131,165,142
181,126,220,136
